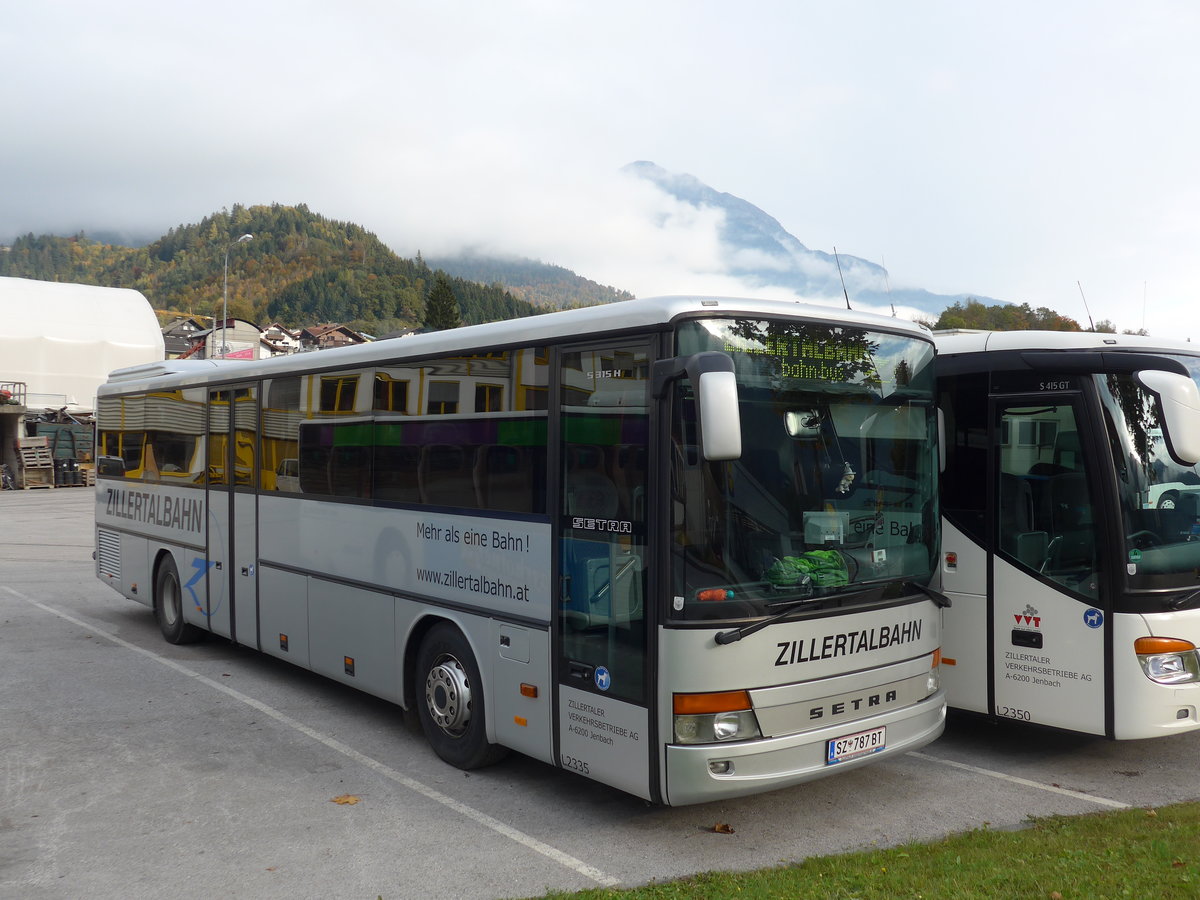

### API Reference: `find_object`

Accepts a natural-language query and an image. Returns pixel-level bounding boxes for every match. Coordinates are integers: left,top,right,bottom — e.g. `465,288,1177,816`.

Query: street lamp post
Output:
221,233,253,358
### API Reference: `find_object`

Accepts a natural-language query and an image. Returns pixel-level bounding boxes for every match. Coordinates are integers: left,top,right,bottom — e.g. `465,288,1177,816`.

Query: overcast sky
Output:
4,1,1199,336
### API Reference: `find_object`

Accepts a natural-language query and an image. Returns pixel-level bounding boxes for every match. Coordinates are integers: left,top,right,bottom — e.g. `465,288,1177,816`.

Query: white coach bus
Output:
936,330,1200,738
95,296,946,805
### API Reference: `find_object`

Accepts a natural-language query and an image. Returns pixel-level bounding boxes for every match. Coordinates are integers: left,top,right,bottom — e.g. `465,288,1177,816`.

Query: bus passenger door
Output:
206,384,260,646
991,398,1107,734
556,340,654,800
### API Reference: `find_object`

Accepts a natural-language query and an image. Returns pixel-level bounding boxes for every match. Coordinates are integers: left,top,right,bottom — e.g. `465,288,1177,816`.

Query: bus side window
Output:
938,373,987,542
998,405,1101,599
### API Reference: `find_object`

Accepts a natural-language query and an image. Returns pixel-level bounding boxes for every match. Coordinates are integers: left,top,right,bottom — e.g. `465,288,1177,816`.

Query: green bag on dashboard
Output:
766,550,849,588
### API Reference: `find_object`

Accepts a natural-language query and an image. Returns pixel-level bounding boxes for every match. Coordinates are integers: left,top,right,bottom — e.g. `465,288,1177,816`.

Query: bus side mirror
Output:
653,351,742,461
1137,369,1200,466
696,368,742,461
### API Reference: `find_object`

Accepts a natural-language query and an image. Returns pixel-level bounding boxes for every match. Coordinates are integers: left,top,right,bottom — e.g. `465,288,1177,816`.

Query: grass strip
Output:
537,801,1200,899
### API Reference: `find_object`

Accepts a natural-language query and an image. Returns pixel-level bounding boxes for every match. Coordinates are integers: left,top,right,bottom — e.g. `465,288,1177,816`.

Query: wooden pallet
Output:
18,447,53,468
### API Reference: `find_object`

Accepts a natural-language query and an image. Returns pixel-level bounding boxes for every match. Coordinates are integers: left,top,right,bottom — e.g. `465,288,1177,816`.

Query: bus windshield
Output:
1099,362,1200,592
671,317,938,620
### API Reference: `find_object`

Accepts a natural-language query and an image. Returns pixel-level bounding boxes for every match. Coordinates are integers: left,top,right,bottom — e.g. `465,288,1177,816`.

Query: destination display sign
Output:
722,330,876,383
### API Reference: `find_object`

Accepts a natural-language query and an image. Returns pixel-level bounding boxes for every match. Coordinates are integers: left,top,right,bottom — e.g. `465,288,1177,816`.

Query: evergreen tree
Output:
423,273,462,331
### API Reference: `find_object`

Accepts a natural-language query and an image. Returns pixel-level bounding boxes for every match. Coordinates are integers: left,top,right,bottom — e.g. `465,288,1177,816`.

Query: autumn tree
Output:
933,299,1082,332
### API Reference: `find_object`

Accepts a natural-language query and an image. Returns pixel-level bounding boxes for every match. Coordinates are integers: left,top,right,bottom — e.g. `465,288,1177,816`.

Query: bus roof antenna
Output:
883,255,895,316
834,247,852,310
1077,280,1096,331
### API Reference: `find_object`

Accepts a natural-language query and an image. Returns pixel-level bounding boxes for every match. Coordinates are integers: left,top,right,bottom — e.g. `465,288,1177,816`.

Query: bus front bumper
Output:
662,692,945,806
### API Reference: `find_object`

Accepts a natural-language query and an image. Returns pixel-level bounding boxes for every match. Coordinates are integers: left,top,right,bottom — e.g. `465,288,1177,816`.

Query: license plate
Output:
826,726,886,764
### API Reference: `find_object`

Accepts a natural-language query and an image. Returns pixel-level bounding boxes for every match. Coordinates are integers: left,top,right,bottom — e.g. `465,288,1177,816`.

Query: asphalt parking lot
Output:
4,488,1200,899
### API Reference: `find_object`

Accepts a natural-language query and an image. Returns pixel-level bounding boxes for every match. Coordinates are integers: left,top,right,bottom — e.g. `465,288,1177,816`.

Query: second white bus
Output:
936,329,1200,738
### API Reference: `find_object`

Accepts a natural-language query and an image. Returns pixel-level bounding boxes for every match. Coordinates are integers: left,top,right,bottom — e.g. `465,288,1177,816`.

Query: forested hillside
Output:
429,253,634,308
0,204,543,333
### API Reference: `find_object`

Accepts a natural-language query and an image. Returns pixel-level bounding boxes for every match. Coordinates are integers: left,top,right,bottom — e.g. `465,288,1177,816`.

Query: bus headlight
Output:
673,691,762,744
1135,637,1200,685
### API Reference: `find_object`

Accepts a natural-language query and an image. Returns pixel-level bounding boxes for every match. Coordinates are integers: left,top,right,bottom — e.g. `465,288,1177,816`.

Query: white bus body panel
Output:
257,496,552,623
95,483,208,612
558,686,651,800
657,600,944,805
939,519,989,713
990,558,1106,734
1113,611,1200,738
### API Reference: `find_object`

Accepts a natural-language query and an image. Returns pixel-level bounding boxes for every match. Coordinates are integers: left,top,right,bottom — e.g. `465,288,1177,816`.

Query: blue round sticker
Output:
594,666,612,692
1083,608,1104,629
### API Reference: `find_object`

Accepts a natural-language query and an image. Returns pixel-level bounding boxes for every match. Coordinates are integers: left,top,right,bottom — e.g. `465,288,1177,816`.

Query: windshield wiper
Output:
1166,588,1200,611
907,580,952,608
714,578,950,645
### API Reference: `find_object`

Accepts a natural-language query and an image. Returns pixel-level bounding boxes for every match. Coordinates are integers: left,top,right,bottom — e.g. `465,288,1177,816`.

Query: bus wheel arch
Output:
153,551,203,644
413,620,507,769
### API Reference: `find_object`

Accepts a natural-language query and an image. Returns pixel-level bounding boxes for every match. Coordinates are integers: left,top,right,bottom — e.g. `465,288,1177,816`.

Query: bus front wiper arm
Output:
715,585,884,645
714,578,950,645
1166,588,1200,611
906,580,952,608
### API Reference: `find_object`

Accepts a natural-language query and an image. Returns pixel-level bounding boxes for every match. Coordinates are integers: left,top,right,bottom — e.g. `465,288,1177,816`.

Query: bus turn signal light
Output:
1136,637,1196,655
673,690,751,715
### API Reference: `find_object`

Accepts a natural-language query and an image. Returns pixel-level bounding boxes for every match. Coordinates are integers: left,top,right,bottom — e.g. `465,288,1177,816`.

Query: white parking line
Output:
908,750,1130,809
4,587,621,889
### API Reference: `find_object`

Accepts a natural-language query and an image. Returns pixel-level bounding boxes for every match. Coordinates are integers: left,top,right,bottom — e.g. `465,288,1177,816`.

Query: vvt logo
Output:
1014,604,1041,628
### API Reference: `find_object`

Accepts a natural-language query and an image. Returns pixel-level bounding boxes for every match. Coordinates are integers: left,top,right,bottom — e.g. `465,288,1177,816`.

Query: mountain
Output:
620,160,997,317
432,162,997,317
0,204,542,332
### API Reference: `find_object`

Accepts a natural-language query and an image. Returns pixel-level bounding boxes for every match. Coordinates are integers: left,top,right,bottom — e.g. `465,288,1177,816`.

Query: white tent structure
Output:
0,276,164,413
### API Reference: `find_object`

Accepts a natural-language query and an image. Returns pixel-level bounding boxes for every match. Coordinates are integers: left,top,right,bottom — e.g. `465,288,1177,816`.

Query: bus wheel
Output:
416,624,506,769
154,556,203,645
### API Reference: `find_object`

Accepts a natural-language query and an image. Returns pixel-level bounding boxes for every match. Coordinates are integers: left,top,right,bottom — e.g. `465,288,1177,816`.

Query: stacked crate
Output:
16,436,54,489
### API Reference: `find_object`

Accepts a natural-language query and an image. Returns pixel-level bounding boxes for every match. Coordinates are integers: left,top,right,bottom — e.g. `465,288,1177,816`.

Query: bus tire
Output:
416,623,507,770
155,555,203,645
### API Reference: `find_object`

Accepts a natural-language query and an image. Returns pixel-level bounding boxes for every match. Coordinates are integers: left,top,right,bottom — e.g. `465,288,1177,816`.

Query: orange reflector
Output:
520,683,538,698
673,690,752,715
942,656,958,666
514,716,528,727
1135,637,1196,655
932,648,942,667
